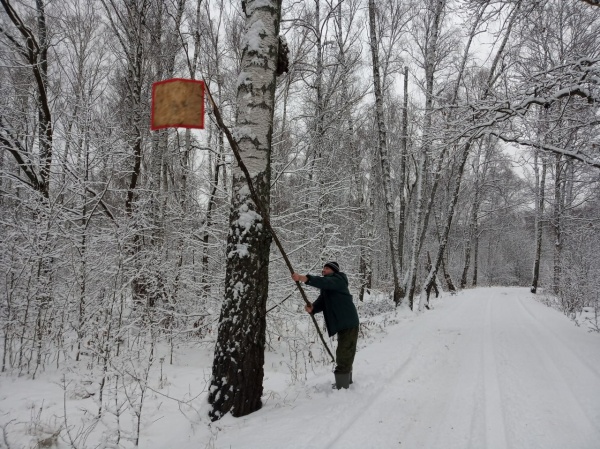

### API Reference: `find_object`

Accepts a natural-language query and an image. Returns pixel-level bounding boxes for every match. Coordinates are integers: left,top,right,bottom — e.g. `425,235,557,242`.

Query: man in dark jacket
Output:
292,261,359,389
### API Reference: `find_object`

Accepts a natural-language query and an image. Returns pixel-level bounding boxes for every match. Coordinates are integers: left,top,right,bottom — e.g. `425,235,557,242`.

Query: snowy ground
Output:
1,287,599,449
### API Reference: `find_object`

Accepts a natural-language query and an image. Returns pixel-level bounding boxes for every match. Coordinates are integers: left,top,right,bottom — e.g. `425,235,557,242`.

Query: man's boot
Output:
334,372,350,389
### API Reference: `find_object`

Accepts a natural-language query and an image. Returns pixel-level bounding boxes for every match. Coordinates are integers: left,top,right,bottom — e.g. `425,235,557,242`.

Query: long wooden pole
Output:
203,80,335,362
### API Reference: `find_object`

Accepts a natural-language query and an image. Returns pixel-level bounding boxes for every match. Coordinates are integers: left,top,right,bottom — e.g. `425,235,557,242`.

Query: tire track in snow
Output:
287,289,599,449
483,297,509,449
413,296,488,449
311,296,488,449
304,330,425,449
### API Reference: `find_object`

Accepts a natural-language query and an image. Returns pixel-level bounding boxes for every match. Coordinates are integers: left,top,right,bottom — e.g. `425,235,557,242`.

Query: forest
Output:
1,0,599,430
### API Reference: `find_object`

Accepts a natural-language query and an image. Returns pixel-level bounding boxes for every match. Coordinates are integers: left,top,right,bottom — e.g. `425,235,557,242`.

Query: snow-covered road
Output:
2,287,598,448
213,287,600,449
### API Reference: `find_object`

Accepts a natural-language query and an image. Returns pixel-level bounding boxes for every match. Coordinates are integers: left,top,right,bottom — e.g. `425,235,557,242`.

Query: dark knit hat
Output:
323,261,340,272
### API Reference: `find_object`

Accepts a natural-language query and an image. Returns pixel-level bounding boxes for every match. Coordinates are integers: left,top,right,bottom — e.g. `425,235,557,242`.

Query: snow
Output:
236,72,252,89
228,243,250,259
244,0,277,17
235,205,262,235
1,287,599,448
242,19,267,53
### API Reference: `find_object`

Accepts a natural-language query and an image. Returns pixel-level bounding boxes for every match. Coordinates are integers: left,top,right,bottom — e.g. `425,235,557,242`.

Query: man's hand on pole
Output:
291,272,307,283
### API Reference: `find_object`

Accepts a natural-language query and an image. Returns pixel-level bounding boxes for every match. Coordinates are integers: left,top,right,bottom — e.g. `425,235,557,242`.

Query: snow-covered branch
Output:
490,133,600,169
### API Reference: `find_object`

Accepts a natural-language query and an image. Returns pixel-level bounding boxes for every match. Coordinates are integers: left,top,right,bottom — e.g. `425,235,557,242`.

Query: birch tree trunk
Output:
405,0,444,308
408,0,486,295
368,0,403,303
208,0,282,421
397,66,409,273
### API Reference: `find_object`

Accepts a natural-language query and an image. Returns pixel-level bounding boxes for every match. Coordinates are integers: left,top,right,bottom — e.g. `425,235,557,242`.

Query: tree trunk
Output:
405,0,445,308
208,0,281,421
460,146,482,289
471,226,480,287
433,207,456,293
201,146,223,289
416,140,472,311
408,0,487,296
530,151,547,293
397,66,409,273
368,0,403,303
552,154,563,295
359,157,376,302
100,0,150,308
417,0,520,307
335,3,369,301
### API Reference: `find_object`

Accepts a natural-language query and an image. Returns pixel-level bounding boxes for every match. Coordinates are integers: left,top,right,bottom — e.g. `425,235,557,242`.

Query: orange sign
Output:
151,78,205,130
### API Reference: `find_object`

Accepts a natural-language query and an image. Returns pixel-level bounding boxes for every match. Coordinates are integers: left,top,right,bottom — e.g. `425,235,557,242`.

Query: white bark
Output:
209,0,281,421
405,0,445,309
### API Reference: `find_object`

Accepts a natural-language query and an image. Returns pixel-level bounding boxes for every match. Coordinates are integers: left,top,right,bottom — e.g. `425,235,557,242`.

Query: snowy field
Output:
1,287,599,449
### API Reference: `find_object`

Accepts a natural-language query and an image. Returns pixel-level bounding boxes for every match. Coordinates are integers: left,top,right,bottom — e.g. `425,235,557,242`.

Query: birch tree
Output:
368,0,404,303
530,131,548,294
404,0,445,308
208,0,283,421
415,0,522,310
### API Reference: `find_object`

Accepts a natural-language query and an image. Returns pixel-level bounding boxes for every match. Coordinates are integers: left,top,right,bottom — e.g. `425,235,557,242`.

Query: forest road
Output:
216,288,600,449
320,288,600,449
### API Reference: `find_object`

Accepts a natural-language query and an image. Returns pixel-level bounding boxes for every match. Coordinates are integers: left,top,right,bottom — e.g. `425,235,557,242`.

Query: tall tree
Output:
208,0,283,421
368,0,404,303
0,0,53,198
404,0,445,308
530,140,548,293
1,0,57,377
416,0,523,310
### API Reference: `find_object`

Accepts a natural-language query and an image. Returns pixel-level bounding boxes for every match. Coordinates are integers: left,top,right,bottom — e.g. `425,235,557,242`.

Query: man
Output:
292,261,359,389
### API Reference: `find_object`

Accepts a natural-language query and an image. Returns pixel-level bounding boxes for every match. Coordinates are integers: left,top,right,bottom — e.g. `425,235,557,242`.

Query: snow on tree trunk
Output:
208,0,281,421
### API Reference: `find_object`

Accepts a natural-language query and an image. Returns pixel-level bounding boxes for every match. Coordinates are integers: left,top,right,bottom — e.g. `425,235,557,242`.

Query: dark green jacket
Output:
306,272,359,337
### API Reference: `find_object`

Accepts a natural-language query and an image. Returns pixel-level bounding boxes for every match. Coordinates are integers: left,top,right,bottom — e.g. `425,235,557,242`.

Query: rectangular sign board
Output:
151,78,205,130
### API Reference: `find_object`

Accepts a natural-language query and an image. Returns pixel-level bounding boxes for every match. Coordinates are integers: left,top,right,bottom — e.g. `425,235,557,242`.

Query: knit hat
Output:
323,261,340,273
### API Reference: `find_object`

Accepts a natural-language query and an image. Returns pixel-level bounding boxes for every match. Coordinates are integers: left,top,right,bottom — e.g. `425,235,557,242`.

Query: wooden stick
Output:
203,80,335,363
